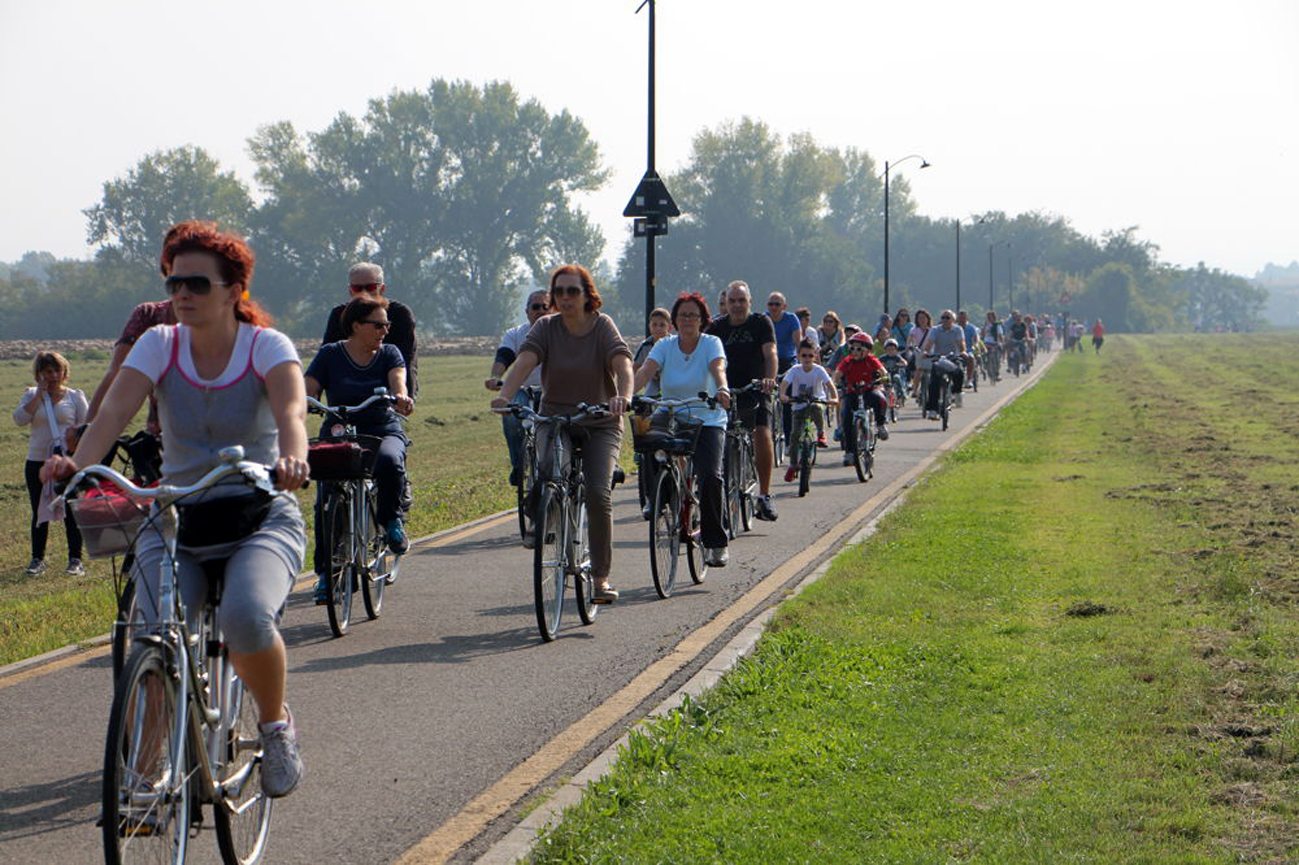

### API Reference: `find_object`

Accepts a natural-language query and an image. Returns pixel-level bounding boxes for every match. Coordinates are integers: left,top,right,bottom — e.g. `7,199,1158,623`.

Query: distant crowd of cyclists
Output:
13,218,1082,835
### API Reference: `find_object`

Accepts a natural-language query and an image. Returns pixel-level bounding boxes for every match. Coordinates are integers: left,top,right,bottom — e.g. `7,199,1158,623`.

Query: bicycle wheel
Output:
324,496,353,638
533,487,566,641
111,573,136,682
940,383,951,431
649,469,680,599
724,441,741,540
571,487,598,626
685,478,707,585
853,416,873,482
102,644,189,865
739,443,755,532
517,433,536,542
213,663,272,865
361,490,386,621
797,446,811,497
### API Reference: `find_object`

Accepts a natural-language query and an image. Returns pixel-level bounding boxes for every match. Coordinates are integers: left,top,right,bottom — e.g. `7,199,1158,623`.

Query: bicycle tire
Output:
213,662,272,865
324,496,353,638
798,450,811,497
572,485,598,626
517,434,536,542
111,574,136,681
533,487,566,641
649,469,680,599
361,490,385,621
102,644,189,865
724,440,742,540
940,382,951,431
853,416,872,483
684,478,707,584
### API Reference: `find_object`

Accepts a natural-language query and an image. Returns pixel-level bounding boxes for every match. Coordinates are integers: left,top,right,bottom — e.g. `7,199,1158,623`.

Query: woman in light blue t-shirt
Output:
632,292,732,566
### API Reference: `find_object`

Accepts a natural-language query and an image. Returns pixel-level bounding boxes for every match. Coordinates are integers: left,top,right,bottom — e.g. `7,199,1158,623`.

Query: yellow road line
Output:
0,644,112,692
395,356,1056,864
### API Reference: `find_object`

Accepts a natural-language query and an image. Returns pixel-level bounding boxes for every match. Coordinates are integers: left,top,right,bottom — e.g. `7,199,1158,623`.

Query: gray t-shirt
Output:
521,313,632,428
925,324,965,356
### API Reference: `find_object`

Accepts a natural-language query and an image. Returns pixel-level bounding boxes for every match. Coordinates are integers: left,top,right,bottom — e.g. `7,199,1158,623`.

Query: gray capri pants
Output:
131,494,306,655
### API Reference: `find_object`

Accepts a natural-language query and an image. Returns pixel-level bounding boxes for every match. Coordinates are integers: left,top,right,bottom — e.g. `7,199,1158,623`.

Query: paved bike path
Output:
0,358,1054,864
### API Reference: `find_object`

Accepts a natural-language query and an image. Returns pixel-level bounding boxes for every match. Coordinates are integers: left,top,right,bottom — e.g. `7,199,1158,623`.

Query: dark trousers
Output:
926,359,964,412
642,424,727,550
777,356,795,443
841,392,887,453
25,459,81,560
312,430,407,575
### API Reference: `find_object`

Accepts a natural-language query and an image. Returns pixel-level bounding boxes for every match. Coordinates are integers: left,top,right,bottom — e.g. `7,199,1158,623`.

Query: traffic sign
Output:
623,170,680,218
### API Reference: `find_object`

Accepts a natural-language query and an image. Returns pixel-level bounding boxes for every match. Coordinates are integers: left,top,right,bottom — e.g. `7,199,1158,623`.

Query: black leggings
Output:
25,459,82,560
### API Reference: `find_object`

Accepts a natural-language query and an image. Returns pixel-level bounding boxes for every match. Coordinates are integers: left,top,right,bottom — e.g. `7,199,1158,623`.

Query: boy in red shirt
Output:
832,333,890,465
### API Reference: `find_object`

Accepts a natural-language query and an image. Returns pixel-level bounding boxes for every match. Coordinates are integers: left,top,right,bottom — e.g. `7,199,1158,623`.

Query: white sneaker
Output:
260,707,303,798
66,558,85,577
954,393,964,408
24,559,45,576
704,547,728,567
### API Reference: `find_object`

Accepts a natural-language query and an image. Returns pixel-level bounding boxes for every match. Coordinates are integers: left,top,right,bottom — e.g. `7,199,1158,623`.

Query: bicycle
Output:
923,354,958,431
307,390,405,638
981,342,1002,385
633,395,716,598
1007,339,1027,377
514,386,542,546
722,382,762,539
496,402,605,641
787,395,831,498
842,383,878,483
63,448,286,865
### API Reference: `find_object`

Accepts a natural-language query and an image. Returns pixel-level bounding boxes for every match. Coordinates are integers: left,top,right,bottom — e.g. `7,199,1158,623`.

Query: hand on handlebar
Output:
608,396,629,418
761,378,776,395
393,395,415,416
274,455,310,492
490,396,510,414
484,377,502,392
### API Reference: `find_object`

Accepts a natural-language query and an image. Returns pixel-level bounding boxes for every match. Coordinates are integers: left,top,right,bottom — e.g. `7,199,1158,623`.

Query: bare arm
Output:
304,375,323,400
387,366,414,415
42,367,151,482
709,356,731,409
610,353,633,417
492,349,541,405
264,361,310,492
762,342,778,392
633,358,660,394
86,342,133,423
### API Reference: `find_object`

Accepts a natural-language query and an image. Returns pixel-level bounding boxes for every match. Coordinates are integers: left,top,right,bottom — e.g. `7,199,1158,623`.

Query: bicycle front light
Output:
654,449,669,464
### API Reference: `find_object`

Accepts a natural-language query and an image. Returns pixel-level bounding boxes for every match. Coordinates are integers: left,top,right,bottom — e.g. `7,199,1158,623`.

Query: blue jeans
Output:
502,389,533,472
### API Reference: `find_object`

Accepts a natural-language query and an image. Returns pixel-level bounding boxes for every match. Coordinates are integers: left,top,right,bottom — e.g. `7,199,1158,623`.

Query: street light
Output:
988,239,1010,310
881,154,930,315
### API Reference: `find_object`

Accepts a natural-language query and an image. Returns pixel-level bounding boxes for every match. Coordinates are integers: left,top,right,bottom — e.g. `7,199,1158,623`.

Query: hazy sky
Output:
2,0,1295,277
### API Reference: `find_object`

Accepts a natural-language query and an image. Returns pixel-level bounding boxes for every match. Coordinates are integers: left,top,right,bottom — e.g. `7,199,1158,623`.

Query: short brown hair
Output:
548,263,602,313
32,351,69,383
341,295,390,337
670,292,710,328
649,307,672,323
795,307,811,320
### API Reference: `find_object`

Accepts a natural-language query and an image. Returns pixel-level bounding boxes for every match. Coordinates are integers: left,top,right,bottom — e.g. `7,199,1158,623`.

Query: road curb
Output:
472,354,1058,865
0,507,516,685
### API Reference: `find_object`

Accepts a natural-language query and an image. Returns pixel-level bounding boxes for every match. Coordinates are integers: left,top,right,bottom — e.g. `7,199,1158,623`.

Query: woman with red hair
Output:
44,220,310,799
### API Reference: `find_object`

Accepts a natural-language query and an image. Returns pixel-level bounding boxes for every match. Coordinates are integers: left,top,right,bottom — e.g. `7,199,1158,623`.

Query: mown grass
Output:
532,335,1299,863
0,352,519,665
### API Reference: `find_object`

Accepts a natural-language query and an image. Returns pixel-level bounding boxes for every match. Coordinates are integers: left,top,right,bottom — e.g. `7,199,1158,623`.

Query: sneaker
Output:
843,452,853,466
754,496,778,522
260,708,303,798
66,558,85,577
23,558,45,576
642,502,653,521
521,528,536,550
593,583,620,603
877,426,890,440
832,428,842,442
784,465,797,483
508,467,520,487
385,518,409,555
704,547,729,567
954,393,964,408
313,575,329,605
816,433,828,447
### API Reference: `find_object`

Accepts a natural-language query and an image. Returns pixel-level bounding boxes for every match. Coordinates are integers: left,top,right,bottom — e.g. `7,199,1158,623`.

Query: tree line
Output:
0,82,1266,340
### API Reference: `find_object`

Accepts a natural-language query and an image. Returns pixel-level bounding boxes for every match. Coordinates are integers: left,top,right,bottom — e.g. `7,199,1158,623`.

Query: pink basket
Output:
67,485,151,558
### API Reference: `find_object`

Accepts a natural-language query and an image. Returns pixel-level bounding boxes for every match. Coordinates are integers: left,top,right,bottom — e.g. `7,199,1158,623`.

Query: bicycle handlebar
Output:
58,446,290,506
493,402,612,424
308,389,406,423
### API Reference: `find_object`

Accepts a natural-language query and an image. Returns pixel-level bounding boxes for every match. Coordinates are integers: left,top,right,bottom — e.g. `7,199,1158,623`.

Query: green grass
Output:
532,335,1299,863
0,352,520,665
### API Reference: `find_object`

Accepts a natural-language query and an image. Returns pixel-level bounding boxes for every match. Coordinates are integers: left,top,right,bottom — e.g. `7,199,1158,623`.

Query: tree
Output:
84,146,253,268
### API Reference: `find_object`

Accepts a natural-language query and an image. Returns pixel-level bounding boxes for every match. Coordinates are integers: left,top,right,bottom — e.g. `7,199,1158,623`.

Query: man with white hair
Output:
323,262,419,398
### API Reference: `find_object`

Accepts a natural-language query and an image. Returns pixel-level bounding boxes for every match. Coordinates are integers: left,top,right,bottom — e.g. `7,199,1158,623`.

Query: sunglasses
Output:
529,303,550,311
350,283,381,292
767,301,783,307
360,319,391,331
164,275,227,296
553,285,584,297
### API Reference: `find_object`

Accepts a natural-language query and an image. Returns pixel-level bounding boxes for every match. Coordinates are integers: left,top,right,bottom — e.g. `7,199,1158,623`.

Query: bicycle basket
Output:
308,435,382,480
66,483,151,559
633,417,703,455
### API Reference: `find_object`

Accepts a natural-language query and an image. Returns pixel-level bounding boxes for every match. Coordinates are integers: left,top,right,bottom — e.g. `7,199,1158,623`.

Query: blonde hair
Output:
32,351,70,383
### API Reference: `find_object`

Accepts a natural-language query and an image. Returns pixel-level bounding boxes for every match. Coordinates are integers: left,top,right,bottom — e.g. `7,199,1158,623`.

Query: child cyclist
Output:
879,338,908,406
780,340,838,482
832,332,890,465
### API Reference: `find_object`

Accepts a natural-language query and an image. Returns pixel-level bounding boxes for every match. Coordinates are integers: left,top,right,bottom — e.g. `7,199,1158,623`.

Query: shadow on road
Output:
0,770,97,843
290,623,577,672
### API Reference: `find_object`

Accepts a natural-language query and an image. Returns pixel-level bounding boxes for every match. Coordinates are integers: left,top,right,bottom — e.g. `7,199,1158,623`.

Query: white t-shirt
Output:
782,364,833,401
123,323,300,386
802,327,820,349
499,322,542,388
14,387,89,460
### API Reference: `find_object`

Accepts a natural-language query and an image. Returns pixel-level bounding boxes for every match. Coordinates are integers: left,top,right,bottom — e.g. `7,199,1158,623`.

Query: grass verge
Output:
532,335,1298,863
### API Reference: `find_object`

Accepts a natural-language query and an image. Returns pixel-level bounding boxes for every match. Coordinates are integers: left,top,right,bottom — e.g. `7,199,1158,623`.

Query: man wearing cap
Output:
323,262,419,399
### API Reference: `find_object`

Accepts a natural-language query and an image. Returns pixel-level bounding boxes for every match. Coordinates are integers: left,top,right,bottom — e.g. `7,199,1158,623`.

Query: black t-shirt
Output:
305,342,404,428
1009,320,1028,340
706,313,775,389
323,299,419,398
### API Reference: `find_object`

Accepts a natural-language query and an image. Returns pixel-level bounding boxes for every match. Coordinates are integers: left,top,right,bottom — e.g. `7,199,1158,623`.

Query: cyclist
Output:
920,309,967,416
766,292,802,455
86,298,176,434
43,220,310,798
306,294,415,604
1007,310,1029,369
486,289,549,486
956,309,981,383
982,310,1005,371
879,338,908,405
1024,314,1038,364
832,332,889,464
323,262,419,399
795,307,819,352
890,308,913,346
780,339,838,482
633,292,731,566
632,307,673,396
826,323,860,373
490,264,633,603
707,281,779,522
905,308,934,397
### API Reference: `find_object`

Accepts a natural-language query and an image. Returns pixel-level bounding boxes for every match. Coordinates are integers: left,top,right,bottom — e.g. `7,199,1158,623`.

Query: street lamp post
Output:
881,154,930,315
1008,255,1015,312
955,219,961,311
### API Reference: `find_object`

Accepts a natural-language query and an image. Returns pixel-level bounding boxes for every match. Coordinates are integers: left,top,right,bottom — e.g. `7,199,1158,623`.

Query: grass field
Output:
0,351,523,666
532,335,1299,863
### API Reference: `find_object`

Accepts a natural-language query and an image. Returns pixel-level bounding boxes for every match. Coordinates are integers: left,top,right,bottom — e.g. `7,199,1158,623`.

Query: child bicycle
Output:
62,447,289,865
786,395,833,497
307,389,406,638
841,382,880,483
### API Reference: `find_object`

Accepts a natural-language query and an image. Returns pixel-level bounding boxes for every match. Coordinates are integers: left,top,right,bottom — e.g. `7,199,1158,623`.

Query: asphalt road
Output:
0,355,1053,864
